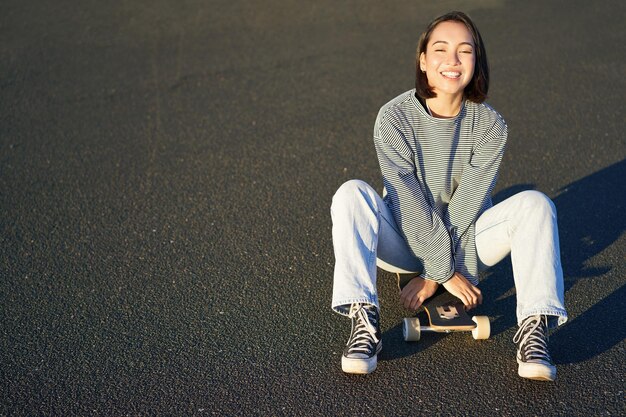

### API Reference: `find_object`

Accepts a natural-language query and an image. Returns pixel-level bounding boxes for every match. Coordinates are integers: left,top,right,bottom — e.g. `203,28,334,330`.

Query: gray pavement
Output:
1,0,625,415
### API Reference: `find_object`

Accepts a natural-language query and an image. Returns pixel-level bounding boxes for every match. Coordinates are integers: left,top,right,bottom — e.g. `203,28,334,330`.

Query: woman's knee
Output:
517,190,556,216
331,179,375,208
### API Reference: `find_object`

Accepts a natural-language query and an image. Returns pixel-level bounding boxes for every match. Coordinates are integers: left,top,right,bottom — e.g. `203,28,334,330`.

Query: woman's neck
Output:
425,94,464,118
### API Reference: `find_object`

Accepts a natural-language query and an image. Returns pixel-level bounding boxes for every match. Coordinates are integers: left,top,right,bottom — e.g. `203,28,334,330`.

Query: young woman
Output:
330,11,567,381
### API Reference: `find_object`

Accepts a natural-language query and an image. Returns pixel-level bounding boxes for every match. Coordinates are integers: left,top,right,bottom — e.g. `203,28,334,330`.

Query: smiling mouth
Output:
441,71,461,79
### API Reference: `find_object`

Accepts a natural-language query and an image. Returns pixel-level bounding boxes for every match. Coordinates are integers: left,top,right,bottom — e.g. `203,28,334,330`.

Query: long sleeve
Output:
374,113,455,283
446,117,508,247
370,90,508,285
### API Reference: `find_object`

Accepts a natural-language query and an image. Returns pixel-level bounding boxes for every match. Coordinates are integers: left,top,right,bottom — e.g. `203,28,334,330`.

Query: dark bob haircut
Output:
415,11,489,103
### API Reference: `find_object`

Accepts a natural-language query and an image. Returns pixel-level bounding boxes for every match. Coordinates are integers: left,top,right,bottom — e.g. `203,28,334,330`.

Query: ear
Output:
419,52,426,72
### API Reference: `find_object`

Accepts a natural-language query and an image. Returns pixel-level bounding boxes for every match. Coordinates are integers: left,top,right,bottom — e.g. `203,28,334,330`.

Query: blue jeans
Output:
330,180,567,326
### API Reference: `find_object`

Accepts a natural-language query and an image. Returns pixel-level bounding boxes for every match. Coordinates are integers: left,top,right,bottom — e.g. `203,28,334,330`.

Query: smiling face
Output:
419,21,476,100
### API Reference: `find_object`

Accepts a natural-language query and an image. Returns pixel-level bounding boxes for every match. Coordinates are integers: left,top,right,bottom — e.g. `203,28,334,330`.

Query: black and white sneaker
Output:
513,315,556,381
341,303,382,374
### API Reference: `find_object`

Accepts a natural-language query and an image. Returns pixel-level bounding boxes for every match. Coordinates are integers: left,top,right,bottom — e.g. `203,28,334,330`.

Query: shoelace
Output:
346,303,380,355
513,315,552,363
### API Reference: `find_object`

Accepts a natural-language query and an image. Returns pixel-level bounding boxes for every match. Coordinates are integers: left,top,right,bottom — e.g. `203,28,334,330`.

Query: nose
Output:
446,50,461,66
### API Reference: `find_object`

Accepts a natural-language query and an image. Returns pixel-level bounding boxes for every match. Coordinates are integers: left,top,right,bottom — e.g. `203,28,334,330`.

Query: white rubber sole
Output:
518,360,557,381
342,356,377,374
341,344,382,374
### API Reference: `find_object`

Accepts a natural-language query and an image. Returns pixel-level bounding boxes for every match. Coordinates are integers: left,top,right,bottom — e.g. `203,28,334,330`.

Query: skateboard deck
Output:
422,288,476,331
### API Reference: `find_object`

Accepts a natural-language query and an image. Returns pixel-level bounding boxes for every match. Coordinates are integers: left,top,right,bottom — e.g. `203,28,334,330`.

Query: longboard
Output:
397,274,490,341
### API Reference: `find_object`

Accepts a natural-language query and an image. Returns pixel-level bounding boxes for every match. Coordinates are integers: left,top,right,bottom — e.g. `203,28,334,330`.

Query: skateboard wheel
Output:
403,317,421,342
471,316,490,340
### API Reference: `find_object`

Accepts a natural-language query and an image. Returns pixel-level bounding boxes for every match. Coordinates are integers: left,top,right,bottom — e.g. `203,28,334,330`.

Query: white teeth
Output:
441,71,461,78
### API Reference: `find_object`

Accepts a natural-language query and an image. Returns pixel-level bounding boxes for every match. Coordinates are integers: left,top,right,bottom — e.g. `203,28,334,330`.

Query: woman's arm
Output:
446,118,508,248
374,114,455,283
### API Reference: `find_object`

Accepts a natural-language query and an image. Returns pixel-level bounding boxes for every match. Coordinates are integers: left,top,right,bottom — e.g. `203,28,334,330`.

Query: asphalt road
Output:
1,0,625,415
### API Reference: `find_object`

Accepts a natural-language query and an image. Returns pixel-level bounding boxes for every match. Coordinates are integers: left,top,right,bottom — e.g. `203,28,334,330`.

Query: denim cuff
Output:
518,307,568,329
332,297,379,316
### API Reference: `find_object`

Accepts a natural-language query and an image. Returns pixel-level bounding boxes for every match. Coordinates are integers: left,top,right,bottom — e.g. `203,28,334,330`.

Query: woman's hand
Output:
442,272,483,310
399,276,439,311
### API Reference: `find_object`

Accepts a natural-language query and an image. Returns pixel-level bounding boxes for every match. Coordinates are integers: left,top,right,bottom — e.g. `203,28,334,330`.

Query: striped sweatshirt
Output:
373,89,508,285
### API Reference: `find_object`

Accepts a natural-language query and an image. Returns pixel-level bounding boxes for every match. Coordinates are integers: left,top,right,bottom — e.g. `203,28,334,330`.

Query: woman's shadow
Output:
380,159,626,364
